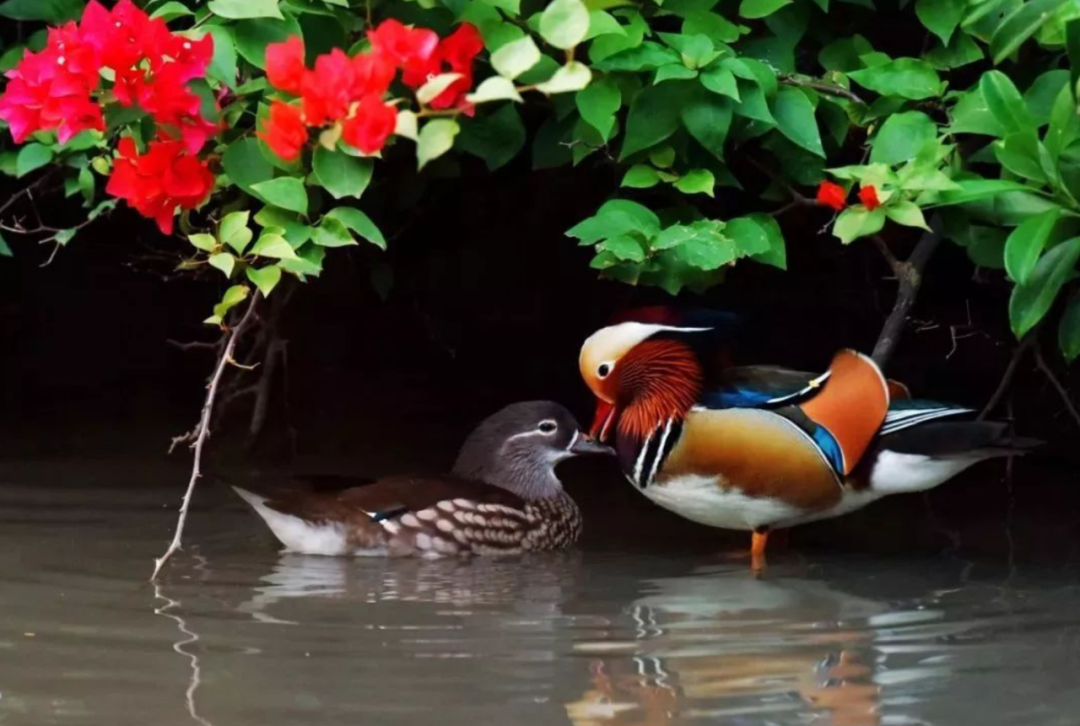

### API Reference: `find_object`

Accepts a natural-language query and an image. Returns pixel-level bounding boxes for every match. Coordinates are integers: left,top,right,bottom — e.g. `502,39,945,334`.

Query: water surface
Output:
2,473,1079,726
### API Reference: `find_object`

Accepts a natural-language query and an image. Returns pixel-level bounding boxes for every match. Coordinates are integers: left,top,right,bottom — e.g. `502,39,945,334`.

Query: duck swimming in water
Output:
234,401,612,557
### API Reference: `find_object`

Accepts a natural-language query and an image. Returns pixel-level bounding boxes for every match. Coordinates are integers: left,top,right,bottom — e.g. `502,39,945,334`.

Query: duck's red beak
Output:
590,400,616,442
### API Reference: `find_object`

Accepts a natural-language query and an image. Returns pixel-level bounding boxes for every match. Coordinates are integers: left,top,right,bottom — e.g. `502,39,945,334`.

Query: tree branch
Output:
979,335,1035,421
1034,344,1080,430
778,74,867,105
152,293,260,581
870,216,943,370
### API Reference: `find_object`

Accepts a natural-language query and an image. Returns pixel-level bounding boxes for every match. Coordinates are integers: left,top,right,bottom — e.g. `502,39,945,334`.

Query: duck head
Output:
452,401,613,500
579,308,738,444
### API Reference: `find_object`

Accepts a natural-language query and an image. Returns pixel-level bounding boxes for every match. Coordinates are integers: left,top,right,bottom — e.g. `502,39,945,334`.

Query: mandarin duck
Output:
578,310,1038,569
233,401,612,557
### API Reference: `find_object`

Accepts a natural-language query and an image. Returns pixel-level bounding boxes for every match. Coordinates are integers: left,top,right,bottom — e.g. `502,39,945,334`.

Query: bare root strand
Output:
979,335,1036,421
1034,345,1080,430
152,293,261,581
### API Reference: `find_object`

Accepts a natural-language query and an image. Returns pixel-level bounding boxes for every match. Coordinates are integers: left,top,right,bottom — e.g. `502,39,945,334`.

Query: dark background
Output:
2,155,1078,565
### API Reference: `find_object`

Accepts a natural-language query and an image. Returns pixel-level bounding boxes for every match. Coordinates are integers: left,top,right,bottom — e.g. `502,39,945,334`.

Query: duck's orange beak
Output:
590,400,616,442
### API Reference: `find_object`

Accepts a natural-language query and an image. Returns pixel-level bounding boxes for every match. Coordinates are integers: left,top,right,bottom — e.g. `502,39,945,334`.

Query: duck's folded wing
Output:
333,476,524,521
701,365,830,409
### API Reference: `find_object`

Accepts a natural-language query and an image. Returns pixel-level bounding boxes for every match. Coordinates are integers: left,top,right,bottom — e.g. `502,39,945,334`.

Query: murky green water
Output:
2,472,1079,726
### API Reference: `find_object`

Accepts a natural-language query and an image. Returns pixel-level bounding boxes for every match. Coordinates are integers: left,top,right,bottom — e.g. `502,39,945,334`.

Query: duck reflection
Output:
238,551,585,623
566,566,930,726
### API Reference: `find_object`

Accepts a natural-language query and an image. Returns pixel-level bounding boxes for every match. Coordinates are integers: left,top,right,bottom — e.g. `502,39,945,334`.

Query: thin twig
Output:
1034,344,1080,430
167,339,221,352
871,235,903,276
778,74,867,105
152,294,260,581
979,335,1036,421
153,582,214,726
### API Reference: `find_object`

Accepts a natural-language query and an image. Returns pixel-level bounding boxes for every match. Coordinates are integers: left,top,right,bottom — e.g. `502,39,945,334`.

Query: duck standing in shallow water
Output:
234,401,611,557
578,309,1039,569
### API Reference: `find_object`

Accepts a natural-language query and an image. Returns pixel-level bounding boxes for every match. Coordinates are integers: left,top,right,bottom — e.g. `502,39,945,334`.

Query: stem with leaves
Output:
151,292,260,581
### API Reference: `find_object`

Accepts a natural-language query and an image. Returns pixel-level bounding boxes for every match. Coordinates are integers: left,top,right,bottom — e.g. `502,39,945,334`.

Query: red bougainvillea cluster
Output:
260,20,483,161
816,181,881,212
0,0,218,234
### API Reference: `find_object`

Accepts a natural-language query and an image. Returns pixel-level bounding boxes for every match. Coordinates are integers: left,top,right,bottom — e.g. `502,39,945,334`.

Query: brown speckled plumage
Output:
234,401,608,558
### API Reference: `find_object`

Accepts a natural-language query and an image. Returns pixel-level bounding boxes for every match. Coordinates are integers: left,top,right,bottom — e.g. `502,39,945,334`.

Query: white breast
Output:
638,473,805,531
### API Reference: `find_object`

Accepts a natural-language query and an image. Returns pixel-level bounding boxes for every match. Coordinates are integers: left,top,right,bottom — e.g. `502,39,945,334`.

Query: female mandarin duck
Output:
234,401,612,557
579,307,1037,569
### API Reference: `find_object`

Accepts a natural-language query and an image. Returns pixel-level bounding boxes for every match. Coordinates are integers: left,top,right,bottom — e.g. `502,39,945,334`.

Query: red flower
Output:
0,44,104,143
259,102,308,162
816,181,847,211
106,137,214,235
300,49,357,125
266,37,306,95
368,19,438,68
342,95,397,154
858,185,881,210
401,23,482,110
351,52,396,99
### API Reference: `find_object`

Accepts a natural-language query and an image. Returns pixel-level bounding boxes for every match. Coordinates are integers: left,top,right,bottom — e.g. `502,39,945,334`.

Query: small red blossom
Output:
266,37,306,95
351,52,396,99
858,185,881,210
106,137,214,235
259,102,308,162
0,44,104,143
342,95,397,154
816,181,847,211
401,23,482,110
368,19,438,68
301,49,358,125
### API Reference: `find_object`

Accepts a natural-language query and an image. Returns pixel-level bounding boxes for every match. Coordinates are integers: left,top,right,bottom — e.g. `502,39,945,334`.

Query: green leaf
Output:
885,200,930,229
600,234,647,261
255,206,312,247
1058,291,1080,361
772,87,824,157
701,67,740,100
325,207,386,249
833,207,887,244
540,0,591,49
208,284,251,324
622,165,661,188
725,216,773,255
417,73,466,105
926,32,985,70
576,78,621,140
674,169,716,196
621,83,688,159
655,64,699,84
201,26,237,89
740,0,793,19
466,77,524,104
950,87,1005,136
994,131,1051,183
313,148,373,200
683,11,742,43
935,177,1039,205
235,15,303,69
1046,84,1080,158
915,0,965,44
743,213,787,269
491,36,542,79
189,233,217,252
536,62,593,94
586,10,627,40
1009,237,1080,338
208,0,284,19
650,147,676,168
681,88,733,160
1005,208,1061,284
220,211,254,255
250,233,299,259
458,105,526,171
566,200,661,244
848,59,945,100
312,217,358,248
1025,70,1069,127
0,232,11,258
980,71,1036,135
16,144,53,178
246,265,283,298
251,178,308,215
990,0,1068,64
871,111,937,164
0,0,81,23
417,119,461,170
223,138,275,199
671,221,738,270
209,252,237,278
151,2,195,21
593,43,680,72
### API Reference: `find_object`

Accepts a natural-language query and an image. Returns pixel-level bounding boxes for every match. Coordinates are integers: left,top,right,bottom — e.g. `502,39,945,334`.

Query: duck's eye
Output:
538,420,557,434
597,363,611,379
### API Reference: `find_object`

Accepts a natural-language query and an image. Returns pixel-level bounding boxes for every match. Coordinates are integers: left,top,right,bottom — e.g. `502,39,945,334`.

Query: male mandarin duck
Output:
233,401,612,557
578,308,1038,569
